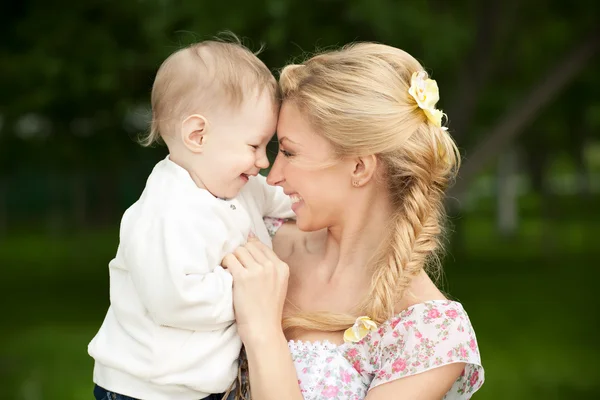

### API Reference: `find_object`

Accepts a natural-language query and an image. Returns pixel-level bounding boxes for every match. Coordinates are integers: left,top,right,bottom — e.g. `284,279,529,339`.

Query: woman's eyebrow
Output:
279,137,300,146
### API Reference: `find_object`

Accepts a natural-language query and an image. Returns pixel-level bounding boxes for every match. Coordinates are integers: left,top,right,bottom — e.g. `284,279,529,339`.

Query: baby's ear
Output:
181,114,207,153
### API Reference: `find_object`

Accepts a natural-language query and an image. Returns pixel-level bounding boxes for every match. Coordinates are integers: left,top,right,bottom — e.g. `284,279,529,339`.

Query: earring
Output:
352,180,359,187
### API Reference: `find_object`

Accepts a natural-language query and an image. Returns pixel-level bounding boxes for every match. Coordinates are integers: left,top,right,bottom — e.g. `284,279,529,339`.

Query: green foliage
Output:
1,195,599,399
1,3,599,397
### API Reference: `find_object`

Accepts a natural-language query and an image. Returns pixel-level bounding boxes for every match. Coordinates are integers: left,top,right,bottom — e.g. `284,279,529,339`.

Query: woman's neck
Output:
319,189,393,284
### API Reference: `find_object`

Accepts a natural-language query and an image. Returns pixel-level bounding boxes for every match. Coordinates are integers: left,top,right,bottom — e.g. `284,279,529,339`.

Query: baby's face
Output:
198,90,278,199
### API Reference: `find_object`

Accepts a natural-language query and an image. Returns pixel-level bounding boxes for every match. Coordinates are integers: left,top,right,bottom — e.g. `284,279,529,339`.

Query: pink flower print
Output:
469,338,477,351
445,309,458,319
447,350,453,358
321,385,339,398
325,370,331,378
342,369,352,383
378,327,385,336
302,367,308,373
391,318,401,329
392,330,400,338
347,348,358,358
470,370,479,387
428,308,441,319
403,321,414,329
353,360,362,374
460,346,468,358
391,358,407,373
415,330,423,339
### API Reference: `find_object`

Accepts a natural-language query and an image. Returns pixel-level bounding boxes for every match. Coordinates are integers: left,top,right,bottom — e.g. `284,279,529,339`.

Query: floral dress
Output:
288,300,484,399
262,219,484,399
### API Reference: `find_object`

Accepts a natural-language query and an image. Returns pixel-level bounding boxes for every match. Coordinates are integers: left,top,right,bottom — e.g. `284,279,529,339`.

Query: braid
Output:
362,125,454,322
365,177,445,323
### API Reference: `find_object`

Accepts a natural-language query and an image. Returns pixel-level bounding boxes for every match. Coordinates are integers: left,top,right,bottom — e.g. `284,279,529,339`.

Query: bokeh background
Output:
1,0,599,399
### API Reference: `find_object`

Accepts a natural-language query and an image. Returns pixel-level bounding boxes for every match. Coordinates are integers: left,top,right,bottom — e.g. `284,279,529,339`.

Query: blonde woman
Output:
223,42,484,399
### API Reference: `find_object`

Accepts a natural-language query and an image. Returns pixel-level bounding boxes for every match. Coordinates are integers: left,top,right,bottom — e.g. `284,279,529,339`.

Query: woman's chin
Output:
295,214,313,232
296,216,326,233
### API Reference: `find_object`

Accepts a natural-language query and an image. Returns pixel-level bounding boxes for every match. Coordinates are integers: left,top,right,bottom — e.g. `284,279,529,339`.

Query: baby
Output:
88,38,293,400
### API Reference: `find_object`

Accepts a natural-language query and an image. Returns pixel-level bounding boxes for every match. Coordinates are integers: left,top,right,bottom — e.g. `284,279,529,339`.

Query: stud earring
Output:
352,180,359,187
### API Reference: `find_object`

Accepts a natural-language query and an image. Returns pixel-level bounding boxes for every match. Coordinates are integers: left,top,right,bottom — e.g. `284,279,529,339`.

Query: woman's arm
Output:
222,237,303,400
243,330,304,400
366,363,466,400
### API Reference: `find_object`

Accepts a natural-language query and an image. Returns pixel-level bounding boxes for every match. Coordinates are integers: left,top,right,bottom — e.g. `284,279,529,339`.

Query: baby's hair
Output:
141,32,278,146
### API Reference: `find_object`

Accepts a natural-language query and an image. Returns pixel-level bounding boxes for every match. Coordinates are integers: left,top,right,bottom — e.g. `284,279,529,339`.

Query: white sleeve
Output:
124,206,236,331
252,174,295,219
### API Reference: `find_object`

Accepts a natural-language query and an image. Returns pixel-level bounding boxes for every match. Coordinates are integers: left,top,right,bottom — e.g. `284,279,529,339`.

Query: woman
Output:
223,42,484,399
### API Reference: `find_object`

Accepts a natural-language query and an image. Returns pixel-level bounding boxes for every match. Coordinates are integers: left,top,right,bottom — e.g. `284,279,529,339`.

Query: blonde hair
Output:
279,43,460,333
141,33,278,146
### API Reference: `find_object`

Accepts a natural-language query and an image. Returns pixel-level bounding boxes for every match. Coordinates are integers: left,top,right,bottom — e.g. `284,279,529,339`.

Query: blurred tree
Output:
2,0,168,229
448,0,600,199
1,0,599,231
450,30,599,200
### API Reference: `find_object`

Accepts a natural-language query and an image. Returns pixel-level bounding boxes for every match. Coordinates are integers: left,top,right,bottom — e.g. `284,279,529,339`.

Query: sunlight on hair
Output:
278,42,460,332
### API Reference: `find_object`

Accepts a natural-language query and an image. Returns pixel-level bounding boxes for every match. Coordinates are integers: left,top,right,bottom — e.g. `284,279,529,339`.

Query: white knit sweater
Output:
88,157,293,399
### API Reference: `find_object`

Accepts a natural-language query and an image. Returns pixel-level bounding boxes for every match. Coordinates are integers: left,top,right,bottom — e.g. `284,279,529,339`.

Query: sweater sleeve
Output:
123,203,238,331
250,174,295,219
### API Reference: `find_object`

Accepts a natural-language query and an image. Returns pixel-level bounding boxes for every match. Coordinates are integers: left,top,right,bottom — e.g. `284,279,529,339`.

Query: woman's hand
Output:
222,235,290,344
222,236,302,400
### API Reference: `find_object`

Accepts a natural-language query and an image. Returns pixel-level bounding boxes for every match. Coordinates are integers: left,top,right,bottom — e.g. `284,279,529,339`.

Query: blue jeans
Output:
93,384,228,400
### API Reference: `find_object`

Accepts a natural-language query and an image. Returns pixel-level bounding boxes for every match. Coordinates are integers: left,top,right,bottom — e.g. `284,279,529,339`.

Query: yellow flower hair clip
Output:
343,316,378,343
408,71,447,130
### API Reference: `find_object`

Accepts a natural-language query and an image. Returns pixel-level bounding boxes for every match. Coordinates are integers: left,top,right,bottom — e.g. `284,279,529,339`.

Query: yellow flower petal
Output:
408,71,447,130
421,79,440,110
343,316,378,343
343,327,360,343
356,316,378,330
424,108,444,127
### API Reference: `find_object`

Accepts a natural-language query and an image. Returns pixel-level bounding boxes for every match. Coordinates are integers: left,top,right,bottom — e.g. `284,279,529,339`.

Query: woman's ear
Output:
181,114,208,153
350,154,378,187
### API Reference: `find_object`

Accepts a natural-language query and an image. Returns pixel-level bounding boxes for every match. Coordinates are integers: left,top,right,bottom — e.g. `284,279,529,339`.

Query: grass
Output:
0,194,599,399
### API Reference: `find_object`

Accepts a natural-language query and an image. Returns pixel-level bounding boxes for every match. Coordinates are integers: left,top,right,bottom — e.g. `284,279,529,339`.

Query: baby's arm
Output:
125,207,235,331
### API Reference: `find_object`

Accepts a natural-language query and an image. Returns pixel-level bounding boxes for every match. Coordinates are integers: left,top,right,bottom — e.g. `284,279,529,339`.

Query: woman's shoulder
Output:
351,300,485,396
381,300,478,341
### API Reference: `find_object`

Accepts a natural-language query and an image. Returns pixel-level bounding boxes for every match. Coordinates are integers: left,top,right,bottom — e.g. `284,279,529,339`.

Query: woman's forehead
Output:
277,104,312,141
